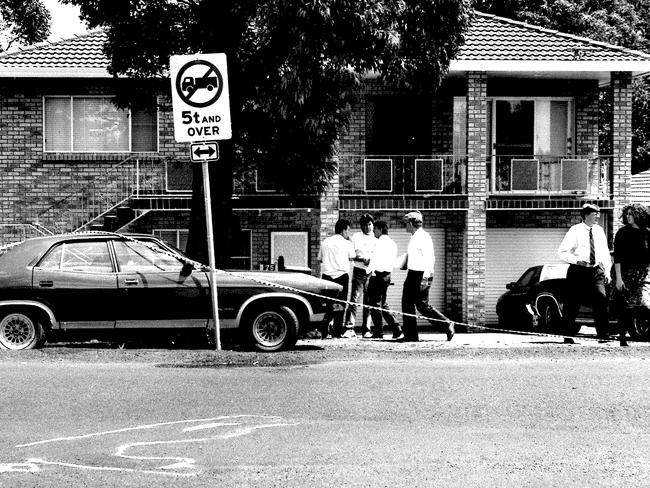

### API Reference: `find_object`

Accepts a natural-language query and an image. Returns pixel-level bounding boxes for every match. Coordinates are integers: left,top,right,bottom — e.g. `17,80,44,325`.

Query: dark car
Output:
496,264,650,339
0,233,342,352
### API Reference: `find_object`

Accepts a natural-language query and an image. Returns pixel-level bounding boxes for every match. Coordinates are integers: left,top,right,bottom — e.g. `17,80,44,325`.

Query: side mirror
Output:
506,282,517,290
180,262,194,277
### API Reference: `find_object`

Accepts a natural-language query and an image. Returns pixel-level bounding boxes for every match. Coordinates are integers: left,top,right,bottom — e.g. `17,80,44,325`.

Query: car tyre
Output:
0,311,44,350
243,305,299,352
535,298,564,334
629,312,650,341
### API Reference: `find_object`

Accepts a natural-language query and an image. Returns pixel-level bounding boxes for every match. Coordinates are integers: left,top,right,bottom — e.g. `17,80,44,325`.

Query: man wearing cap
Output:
399,211,455,342
558,203,612,339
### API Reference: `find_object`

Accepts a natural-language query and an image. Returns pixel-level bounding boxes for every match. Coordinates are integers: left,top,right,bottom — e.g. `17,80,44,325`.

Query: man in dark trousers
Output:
399,211,455,342
558,203,612,340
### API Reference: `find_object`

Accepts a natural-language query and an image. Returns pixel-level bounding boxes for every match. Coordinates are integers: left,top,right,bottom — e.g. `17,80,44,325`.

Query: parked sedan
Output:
0,233,342,352
496,264,650,339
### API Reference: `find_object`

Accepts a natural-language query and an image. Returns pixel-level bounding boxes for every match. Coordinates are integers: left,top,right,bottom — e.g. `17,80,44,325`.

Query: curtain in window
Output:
72,97,129,152
44,98,71,151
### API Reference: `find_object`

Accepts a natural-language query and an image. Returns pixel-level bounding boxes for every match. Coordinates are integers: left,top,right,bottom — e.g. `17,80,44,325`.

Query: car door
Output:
112,239,211,328
32,239,118,328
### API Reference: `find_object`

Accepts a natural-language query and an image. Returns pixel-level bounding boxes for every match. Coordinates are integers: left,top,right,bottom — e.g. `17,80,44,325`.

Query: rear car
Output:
496,264,650,339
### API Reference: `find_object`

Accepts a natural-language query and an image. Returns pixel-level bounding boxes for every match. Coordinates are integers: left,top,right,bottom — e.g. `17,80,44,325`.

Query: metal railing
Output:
34,157,169,233
488,155,611,197
337,154,467,195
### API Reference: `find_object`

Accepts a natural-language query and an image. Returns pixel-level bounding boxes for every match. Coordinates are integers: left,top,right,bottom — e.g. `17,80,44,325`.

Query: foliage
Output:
63,0,472,263
0,0,51,52
64,0,471,194
475,0,650,172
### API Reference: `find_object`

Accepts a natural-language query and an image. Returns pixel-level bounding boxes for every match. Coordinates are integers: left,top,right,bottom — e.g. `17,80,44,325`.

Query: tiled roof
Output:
0,29,110,76
459,12,650,62
0,11,649,77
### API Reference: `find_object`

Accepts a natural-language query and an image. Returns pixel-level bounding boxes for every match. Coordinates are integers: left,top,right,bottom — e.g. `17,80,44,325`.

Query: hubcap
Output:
0,314,35,349
252,312,287,347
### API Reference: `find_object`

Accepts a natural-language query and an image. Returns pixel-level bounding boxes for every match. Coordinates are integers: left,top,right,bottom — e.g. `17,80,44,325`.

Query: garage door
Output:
486,228,566,324
384,228,445,326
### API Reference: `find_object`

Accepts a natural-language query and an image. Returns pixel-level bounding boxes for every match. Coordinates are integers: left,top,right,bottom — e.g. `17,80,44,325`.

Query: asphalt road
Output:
1,332,650,487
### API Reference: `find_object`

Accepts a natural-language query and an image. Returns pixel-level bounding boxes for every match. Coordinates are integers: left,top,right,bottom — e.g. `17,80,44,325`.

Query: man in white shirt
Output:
366,221,403,339
558,203,612,339
343,213,377,338
318,218,355,338
399,211,454,342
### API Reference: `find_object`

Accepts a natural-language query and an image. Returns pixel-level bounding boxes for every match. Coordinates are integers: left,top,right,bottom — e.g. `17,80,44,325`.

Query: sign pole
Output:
202,157,221,350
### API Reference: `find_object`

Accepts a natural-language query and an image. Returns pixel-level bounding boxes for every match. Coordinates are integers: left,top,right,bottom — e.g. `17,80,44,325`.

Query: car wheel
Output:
0,311,43,350
535,299,562,334
244,305,299,352
629,314,650,341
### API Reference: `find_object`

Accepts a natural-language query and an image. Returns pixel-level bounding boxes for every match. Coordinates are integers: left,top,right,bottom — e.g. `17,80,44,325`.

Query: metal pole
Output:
202,159,221,350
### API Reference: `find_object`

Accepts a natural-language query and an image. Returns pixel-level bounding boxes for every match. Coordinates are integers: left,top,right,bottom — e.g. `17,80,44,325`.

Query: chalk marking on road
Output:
15,414,282,448
24,458,197,477
3,415,299,477
116,423,299,471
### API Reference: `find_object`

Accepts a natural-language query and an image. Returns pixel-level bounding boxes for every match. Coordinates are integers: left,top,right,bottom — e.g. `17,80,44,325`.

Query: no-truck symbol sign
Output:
170,53,232,142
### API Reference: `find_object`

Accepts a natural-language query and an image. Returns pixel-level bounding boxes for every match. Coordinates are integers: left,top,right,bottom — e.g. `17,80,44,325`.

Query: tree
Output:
62,0,472,264
475,0,650,173
0,0,51,52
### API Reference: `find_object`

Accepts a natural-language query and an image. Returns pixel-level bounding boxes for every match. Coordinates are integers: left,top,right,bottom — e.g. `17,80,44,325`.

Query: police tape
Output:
0,231,607,343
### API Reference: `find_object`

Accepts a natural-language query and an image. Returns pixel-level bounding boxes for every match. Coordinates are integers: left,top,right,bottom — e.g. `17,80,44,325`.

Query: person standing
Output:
558,203,612,340
318,218,355,338
399,211,455,342
366,220,403,339
612,204,650,346
343,213,377,338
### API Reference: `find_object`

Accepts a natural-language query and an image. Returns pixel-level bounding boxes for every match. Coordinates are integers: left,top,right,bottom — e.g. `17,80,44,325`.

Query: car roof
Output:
539,263,570,281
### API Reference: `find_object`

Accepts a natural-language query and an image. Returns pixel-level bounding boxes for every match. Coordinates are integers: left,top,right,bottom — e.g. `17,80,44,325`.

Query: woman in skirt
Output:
613,204,650,346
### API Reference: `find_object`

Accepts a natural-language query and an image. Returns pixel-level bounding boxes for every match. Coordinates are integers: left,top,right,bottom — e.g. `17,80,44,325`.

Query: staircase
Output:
33,157,192,235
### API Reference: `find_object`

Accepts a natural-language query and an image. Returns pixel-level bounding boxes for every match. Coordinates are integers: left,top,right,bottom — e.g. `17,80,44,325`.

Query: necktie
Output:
589,228,595,265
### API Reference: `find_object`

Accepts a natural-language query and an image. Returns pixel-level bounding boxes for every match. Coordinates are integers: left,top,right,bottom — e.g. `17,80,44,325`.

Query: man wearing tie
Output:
558,203,612,339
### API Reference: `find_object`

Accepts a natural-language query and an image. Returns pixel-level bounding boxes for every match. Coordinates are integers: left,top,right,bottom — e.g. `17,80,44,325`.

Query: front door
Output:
112,239,211,328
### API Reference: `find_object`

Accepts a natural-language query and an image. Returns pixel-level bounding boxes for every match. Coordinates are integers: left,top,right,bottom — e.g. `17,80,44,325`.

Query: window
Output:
366,95,432,155
153,229,189,254
489,98,574,193
364,158,393,192
38,241,113,273
113,240,183,272
256,168,277,192
415,159,443,192
44,96,158,152
230,229,252,269
271,231,309,268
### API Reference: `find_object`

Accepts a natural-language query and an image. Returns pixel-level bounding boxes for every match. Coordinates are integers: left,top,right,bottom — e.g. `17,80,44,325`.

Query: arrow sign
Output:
190,142,219,162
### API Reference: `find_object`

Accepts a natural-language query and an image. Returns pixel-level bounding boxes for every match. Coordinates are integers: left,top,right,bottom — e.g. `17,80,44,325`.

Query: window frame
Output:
270,231,309,269
364,158,393,193
42,95,159,153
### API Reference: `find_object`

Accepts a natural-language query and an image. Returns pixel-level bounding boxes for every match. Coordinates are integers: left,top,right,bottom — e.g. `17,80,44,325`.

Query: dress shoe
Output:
371,334,384,339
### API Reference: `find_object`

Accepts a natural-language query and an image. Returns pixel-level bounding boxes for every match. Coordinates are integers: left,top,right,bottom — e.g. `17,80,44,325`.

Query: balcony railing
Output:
337,154,467,196
488,155,611,197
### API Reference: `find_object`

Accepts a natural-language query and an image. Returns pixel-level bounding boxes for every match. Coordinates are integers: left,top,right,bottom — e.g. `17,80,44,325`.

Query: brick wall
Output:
611,72,633,237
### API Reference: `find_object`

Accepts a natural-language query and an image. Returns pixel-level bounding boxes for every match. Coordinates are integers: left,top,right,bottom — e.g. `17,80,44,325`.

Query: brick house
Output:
0,12,649,327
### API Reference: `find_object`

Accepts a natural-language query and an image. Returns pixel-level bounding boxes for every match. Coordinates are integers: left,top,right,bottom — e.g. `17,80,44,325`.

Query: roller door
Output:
486,228,567,324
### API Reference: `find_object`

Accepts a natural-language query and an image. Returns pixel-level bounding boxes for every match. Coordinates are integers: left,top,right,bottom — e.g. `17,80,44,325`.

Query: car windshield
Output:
516,267,539,287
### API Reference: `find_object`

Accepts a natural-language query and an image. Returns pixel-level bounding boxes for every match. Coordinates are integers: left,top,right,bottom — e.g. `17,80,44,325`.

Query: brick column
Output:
317,158,340,275
611,72,633,236
465,72,488,326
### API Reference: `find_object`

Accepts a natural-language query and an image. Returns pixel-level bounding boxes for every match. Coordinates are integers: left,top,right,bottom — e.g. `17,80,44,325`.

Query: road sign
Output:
170,53,232,142
190,142,219,162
